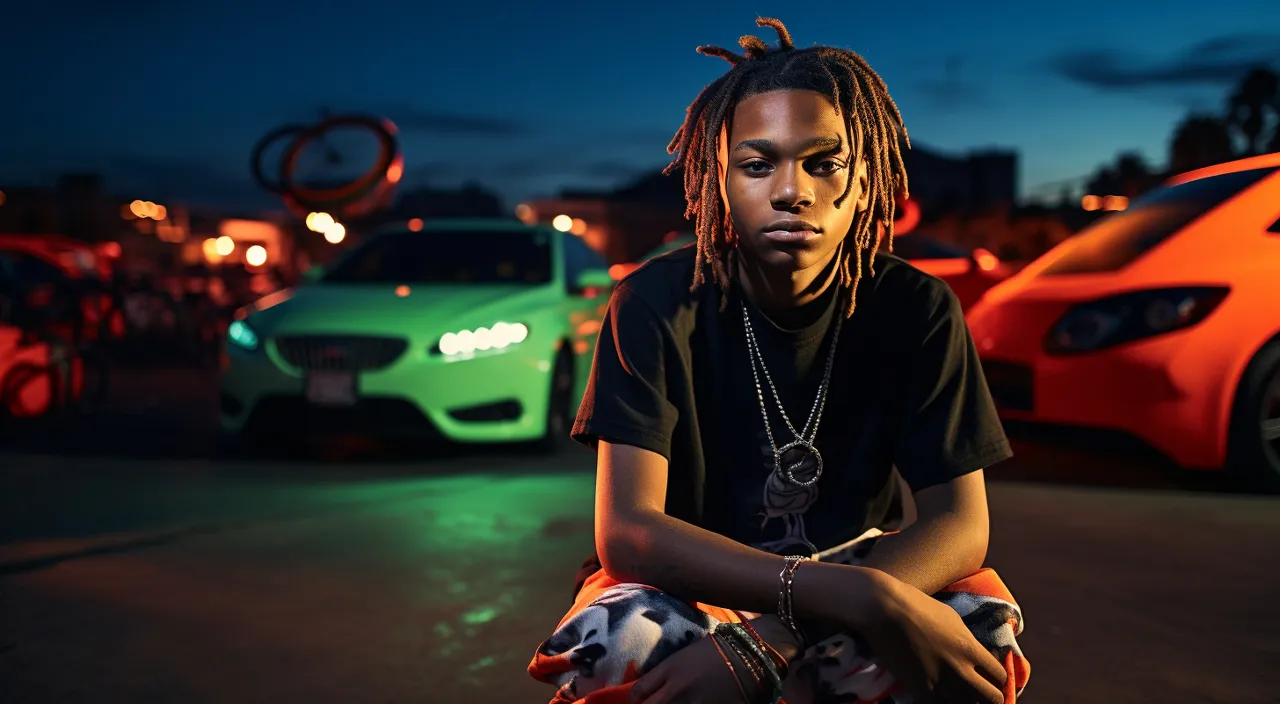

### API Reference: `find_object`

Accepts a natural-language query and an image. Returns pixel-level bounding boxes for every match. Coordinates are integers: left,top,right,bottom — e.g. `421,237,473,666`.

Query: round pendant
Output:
777,439,823,487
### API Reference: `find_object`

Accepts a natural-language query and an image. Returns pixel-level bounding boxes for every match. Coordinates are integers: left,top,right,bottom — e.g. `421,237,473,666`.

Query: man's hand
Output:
629,635,755,704
856,572,1008,704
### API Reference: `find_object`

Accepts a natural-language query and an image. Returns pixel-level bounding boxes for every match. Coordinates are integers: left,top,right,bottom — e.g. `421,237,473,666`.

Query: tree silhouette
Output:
1169,114,1237,174
1086,151,1159,197
1225,66,1280,156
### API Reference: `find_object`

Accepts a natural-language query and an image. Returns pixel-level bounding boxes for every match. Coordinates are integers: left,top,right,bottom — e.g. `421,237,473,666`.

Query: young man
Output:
529,18,1029,704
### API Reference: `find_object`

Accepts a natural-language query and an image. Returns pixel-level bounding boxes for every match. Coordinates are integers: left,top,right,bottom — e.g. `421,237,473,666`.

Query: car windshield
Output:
1038,166,1278,276
890,235,968,260
322,229,554,285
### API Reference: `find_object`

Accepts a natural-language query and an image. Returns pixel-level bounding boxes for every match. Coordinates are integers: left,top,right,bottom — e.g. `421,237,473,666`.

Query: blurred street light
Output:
1081,195,1101,211
552,214,573,232
1102,195,1129,211
129,200,168,220
202,238,221,261
323,223,346,244
515,203,535,224
570,218,588,236
215,235,235,256
306,212,335,232
245,245,268,267
408,218,424,232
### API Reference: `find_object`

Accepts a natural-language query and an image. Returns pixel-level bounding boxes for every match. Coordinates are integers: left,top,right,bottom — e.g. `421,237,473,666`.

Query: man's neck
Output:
735,246,841,323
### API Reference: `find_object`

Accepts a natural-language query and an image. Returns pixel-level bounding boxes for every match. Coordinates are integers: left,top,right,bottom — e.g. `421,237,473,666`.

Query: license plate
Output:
306,371,357,407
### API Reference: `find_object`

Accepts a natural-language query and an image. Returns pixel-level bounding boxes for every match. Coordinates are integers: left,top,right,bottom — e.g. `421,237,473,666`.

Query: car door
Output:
560,234,613,399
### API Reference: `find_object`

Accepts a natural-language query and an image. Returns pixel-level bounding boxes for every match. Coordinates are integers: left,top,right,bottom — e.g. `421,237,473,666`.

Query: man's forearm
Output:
861,511,987,595
780,512,989,650
603,511,883,627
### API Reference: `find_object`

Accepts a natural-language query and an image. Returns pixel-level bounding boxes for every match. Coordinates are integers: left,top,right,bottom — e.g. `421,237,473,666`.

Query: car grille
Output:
274,335,409,371
982,360,1034,412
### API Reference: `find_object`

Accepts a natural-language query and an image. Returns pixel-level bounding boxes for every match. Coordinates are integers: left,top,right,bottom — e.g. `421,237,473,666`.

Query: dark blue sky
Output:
3,0,1278,211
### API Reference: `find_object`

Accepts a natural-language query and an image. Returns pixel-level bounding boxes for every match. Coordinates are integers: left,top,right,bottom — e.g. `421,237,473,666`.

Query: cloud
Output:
382,107,529,136
914,57,990,109
1049,33,1280,91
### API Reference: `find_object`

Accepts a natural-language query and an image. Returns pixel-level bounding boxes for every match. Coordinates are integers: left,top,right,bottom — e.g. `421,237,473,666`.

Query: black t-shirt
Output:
570,244,1012,586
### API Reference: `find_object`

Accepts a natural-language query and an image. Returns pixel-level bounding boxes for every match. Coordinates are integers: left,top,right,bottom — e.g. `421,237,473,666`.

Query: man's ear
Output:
854,157,870,212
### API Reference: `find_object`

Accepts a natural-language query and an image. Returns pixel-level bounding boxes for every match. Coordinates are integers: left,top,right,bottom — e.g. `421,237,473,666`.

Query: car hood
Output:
242,283,552,336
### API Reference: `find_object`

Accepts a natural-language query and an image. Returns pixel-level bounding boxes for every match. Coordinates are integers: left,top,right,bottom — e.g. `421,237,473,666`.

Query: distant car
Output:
219,219,614,450
965,153,1280,489
611,231,1010,310
886,234,1013,310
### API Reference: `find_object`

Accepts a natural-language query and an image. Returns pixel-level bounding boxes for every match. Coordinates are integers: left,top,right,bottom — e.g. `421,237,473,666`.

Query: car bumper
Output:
969,301,1224,470
219,340,555,443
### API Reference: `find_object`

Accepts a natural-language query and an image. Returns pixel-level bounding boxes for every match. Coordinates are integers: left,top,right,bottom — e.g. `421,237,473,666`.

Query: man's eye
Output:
812,159,843,175
741,161,771,174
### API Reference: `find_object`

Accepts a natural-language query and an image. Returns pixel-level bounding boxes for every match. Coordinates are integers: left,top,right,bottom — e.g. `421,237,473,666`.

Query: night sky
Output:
3,0,1279,211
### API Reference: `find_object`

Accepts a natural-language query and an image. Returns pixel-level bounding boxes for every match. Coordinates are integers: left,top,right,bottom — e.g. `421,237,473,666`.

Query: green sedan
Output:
219,219,614,450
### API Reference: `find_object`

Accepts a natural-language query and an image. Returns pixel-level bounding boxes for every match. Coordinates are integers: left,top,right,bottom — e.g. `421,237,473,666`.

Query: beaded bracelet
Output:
709,630,753,703
716,622,784,703
737,619,791,679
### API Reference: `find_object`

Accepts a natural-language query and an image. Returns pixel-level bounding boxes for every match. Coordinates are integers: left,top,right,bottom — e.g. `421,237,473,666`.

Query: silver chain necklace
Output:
741,298,843,488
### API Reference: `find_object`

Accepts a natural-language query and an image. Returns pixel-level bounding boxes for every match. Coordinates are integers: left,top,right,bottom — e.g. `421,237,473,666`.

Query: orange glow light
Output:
515,204,535,224
386,160,404,184
1102,195,1129,211
973,248,1000,272
395,285,411,297
1081,195,1101,211
407,218,424,232
570,218,588,236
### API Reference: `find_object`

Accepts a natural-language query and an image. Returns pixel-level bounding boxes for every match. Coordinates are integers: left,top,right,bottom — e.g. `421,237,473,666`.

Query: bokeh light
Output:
215,235,235,256
245,245,267,267
569,218,588,236
324,223,346,244
408,218,424,232
552,214,573,232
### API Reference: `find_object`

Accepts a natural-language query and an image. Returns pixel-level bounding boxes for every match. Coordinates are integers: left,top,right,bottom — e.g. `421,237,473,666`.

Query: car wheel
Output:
1227,340,1280,493
535,348,575,454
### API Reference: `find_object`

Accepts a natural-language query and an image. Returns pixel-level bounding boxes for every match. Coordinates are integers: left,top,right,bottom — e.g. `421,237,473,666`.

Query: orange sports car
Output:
966,153,1280,489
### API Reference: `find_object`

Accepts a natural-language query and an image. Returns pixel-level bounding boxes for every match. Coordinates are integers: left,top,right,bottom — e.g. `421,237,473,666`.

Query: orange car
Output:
966,153,1280,489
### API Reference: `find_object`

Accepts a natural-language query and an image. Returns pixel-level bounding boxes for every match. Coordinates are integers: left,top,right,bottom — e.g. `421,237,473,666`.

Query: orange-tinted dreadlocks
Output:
664,17,910,317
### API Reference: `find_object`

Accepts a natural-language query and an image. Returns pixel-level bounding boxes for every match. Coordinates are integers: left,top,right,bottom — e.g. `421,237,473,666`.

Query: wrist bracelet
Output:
710,631,753,704
736,620,791,679
778,555,811,649
716,623,784,703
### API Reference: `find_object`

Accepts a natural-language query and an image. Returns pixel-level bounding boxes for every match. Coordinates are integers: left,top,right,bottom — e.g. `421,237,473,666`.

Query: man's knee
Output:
538,584,715,686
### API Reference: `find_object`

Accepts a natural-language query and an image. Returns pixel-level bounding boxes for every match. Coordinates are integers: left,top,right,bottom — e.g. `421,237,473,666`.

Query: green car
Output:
219,219,614,450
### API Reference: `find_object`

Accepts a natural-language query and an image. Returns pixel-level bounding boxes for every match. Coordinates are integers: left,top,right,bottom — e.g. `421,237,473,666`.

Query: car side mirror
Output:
573,268,615,296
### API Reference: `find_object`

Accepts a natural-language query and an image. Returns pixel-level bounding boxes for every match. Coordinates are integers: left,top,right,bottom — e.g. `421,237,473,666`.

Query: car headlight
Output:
434,322,529,357
227,319,260,351
1044,286,1228,355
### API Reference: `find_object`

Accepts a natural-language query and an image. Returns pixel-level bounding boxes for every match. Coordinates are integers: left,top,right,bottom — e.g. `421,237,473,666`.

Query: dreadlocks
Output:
664,17,910,317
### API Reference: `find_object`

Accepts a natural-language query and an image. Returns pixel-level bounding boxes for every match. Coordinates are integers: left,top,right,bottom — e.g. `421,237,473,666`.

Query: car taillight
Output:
1044,286,1229,355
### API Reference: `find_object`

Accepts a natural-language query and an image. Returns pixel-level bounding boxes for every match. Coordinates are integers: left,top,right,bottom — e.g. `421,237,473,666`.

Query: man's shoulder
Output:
863,251,959,317
613,244,709,319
